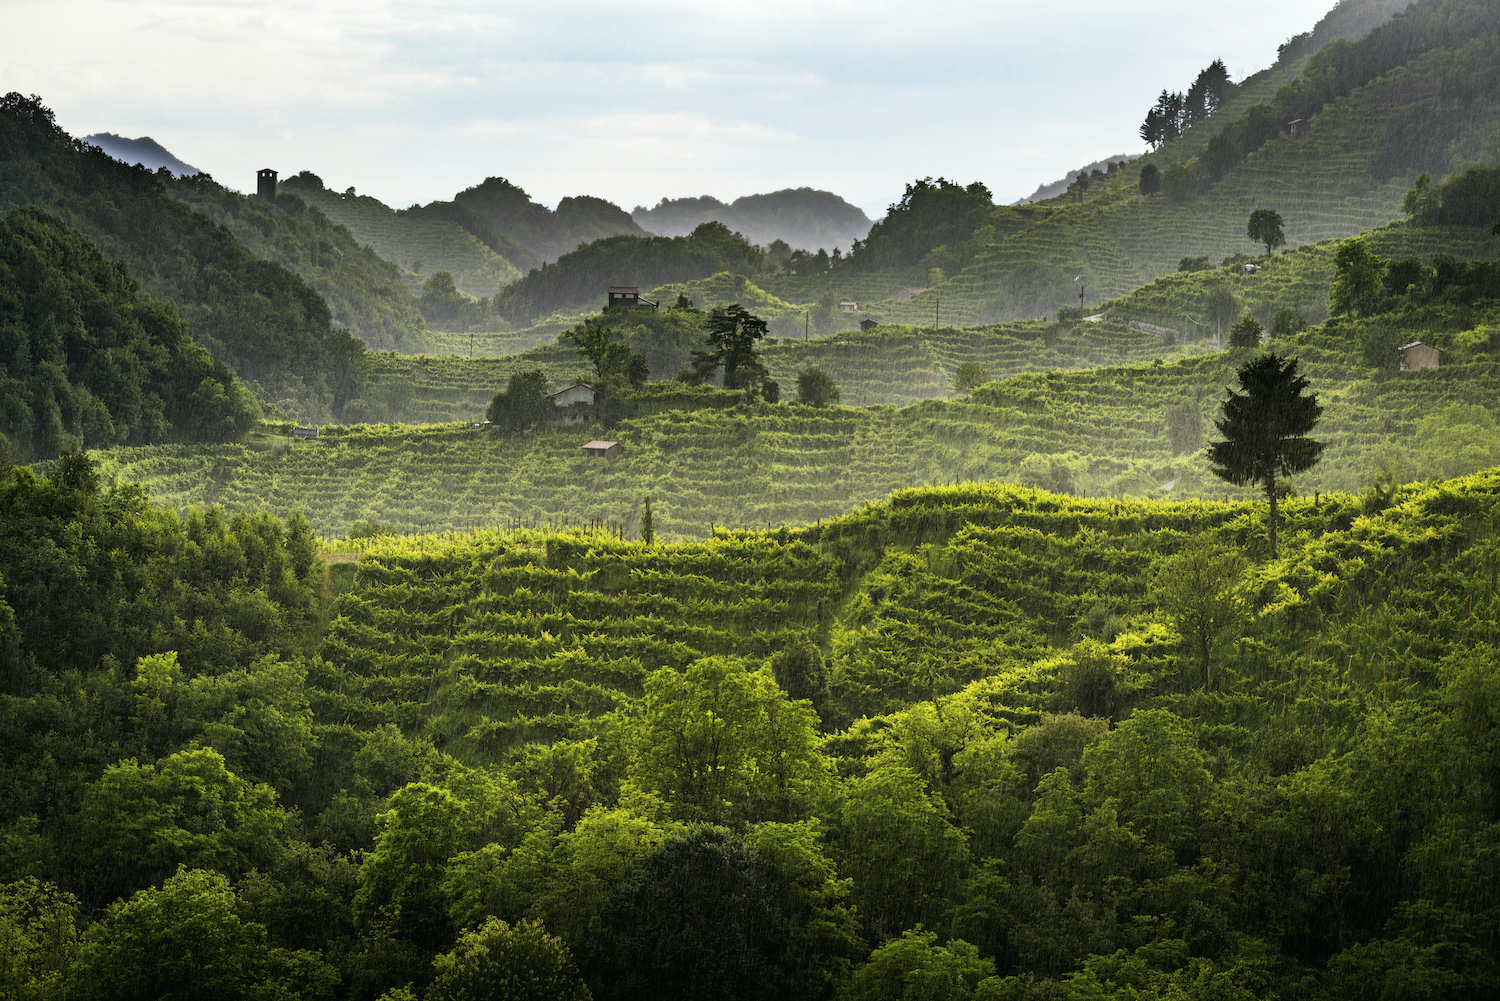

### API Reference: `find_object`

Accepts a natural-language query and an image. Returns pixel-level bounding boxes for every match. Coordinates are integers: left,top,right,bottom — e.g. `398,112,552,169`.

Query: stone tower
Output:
257,168,278,202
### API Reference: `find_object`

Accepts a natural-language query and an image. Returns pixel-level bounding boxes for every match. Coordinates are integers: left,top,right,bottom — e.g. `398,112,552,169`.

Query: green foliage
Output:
796,368,841,407
486,370,555,433
1207,352,1325,555
1331,236,1390,317
1248,208,1287,256
1412,403,1500,480
0,209,258,459
562,318,648,386
1139,164,1162,197
841,927,995,1001
851,178,995,270
1152,538,1248,688
0,94,368,420
689,303,770,391
0,878,78,1000
1178,255,1211,273
1271,306,1309,337
1404,165,1500,227
1164,398,1204,455
428,918,591,1001
1228,312,1264,349
453,177,645,267
953,363,992,393
69,867,338,1001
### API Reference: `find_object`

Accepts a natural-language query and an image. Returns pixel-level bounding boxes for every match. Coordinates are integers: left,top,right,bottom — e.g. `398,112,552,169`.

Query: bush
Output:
795,370,838,407
1228,313,1263,349
428,918,590,1001
952,363,992,394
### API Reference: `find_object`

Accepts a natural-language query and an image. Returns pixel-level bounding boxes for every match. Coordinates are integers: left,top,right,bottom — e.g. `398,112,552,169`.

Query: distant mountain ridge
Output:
632,188,873,252
82,133,200,176
1016,156,1136,205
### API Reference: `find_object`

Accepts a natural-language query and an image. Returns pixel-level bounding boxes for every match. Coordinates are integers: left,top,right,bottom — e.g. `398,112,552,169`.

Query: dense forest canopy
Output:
0,209,257,460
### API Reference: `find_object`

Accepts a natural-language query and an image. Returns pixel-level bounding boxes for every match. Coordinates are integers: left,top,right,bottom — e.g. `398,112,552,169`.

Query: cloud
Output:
9,0,1336,209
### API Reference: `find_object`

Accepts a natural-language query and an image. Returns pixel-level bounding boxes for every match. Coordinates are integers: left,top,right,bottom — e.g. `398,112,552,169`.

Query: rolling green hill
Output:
860,0,1500,326
632,188,873,252
276,173,522,299
0,93,367,422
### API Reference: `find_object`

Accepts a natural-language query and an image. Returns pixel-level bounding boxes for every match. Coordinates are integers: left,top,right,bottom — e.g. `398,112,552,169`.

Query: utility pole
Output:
934,291,940,333
804,310,809,340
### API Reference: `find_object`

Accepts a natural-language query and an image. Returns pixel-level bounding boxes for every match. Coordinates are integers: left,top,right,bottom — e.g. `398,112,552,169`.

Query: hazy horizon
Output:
7,0,1335,217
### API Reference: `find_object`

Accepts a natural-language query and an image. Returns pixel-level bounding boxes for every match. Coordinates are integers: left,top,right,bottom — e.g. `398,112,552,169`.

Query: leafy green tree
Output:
797,369,841,407
772,635,831,709
0,878,78,1000
562,318,648,386
631,658,824,822
1246,209,1286,256
75,747,293,907
1228,313,1263,349
840,927,995,1001
427,918,591,1001
69,867,338,1001
1330,237,1389,317
1162,163,1198,203
690,305,769,390
1139,164,1162,196
850,178,993,270
1270,306,1307,337
593,824,860,1001
1201,280,1239,343
486,370,555,433
1153,538,1248,689
839,765,973,941
952,363,991,394
1207,353,1325,557
354,783,472,955
1178,255,1211,273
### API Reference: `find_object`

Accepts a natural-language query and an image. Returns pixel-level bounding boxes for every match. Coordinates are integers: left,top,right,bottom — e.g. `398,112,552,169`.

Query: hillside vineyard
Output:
6,0,1500,997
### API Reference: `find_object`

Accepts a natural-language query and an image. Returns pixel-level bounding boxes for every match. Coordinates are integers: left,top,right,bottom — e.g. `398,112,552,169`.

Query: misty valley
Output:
5,0,1500,998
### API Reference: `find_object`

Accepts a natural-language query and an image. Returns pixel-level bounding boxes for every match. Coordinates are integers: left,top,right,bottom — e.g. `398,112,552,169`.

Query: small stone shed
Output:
552,384,596,407
582,440,624,460
1398,340,1442,371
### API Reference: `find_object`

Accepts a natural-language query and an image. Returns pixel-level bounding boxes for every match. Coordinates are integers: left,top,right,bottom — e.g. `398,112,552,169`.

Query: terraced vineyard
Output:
354,315,1211,423
95,328,1500,538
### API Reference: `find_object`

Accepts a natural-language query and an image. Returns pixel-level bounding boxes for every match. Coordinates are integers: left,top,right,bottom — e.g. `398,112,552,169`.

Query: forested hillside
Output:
861,0,1500,326
276,173,522,300
493,223,770,324
0,94,368,422
0,209,257,460
632,188,873,252
164,174,429,352
6,447,1500,998
450,177,648,267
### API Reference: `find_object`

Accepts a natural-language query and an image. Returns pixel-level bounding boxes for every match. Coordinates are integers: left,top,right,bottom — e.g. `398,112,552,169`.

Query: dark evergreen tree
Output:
1207,353,1325,557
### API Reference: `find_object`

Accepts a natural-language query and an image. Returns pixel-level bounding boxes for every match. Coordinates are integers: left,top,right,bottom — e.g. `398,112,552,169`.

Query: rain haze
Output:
5,0,1336,213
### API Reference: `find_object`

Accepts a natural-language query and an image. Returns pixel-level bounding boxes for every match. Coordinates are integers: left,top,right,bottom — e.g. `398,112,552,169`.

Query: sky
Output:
2,0,1337,217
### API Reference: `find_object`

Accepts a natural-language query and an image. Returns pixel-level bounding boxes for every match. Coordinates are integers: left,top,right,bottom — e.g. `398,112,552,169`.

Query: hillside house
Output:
1287,119,1308,138
1398,340,1442,370
839,300,859,313
582,440,624,460
860,318,880,331
552,384,596,408
1242,264,1262,275
606,286,659,311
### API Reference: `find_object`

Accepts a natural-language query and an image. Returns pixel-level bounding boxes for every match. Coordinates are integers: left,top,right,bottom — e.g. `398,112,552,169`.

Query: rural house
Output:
859,318,880,331
606,286,659,311
1287,119,1308,138
551,384,596,408
839,300,859,313
1398,340,1441,370
582,440,624,460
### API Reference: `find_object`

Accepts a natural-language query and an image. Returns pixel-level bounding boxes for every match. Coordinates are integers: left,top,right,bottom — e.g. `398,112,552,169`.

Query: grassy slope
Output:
94,321,1500,538
280,181,522,299
867,34,1500,326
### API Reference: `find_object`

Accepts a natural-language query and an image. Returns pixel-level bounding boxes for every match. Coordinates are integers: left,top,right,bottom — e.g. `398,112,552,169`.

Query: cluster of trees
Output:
0,209,259,460
492,223,767,324
1139,60,1233,149
1403,166,1500,228
0,93,368,423
846,178,995,271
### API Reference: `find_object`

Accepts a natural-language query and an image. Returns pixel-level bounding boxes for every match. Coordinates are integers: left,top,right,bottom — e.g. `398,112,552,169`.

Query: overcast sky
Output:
4,0,1335,216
